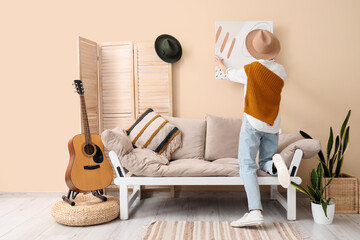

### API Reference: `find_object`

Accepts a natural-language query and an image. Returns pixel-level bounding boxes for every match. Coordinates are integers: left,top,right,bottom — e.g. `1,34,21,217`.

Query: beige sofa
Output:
105,114,321,220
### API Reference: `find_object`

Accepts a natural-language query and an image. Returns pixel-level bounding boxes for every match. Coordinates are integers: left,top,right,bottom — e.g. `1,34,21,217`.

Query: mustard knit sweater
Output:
244,61,284,126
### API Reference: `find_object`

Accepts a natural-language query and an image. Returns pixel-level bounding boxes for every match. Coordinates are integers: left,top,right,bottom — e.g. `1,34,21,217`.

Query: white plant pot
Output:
311,201,335,224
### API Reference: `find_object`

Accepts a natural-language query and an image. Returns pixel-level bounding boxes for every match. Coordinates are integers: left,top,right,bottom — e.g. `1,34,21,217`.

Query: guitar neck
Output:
80,95,92,144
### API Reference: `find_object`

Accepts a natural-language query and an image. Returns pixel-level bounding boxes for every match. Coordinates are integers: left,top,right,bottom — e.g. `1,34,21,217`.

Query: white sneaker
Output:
273,154,290,188
231,213,264,227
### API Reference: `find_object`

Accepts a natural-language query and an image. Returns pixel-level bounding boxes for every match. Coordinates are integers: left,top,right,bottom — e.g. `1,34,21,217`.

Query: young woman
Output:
215,29,290,227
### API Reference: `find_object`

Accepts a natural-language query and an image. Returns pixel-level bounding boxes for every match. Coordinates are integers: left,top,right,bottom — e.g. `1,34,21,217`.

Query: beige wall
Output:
1,0,359,191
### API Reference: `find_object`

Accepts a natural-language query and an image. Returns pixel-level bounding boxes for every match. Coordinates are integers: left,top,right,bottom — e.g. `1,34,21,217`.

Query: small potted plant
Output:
300,110,358,213
291,163,335,224
299,110,351,179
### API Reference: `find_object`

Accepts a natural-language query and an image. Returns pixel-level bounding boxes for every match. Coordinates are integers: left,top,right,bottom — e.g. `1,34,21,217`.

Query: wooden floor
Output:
0,191,359,240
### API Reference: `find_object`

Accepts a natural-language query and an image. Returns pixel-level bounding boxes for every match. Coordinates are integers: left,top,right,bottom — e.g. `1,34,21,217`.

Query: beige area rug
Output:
138,220,312,240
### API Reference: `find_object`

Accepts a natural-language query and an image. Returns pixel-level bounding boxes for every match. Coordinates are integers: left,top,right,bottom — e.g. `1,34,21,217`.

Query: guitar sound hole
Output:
84,144,95,155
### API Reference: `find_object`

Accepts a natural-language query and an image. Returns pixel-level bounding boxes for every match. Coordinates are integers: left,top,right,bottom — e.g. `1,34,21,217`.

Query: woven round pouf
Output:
51,194,119,226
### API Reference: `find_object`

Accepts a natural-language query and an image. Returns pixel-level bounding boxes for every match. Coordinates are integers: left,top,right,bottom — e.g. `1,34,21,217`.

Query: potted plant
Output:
299,110,358,213
299,110,351,178
291,163,335,224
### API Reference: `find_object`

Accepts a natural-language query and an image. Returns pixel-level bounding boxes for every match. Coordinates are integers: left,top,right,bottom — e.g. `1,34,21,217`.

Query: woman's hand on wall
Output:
215,55,227,73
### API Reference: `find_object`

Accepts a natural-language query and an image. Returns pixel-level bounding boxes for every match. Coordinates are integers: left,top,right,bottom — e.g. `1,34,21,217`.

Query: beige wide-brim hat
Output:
245,29,280,60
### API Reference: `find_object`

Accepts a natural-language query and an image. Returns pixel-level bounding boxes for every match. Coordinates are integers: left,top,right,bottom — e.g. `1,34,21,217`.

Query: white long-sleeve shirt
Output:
226,59,287,134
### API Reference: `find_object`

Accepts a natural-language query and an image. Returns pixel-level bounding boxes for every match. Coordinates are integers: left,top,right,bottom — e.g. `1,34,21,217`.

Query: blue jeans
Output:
238,115,278,211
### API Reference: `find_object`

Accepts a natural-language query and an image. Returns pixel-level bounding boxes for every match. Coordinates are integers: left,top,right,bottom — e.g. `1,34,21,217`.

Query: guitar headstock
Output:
73,80,85,95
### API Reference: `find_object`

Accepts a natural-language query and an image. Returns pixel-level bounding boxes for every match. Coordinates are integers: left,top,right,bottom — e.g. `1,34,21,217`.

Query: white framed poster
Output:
215,21,273,79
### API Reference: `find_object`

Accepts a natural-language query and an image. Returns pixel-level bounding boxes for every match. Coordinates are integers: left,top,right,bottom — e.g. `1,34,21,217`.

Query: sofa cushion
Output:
164,159,239,176
280,139,321,165
112,139,321,178
130,157,275,177
163,116,206,160
212,158,271,177
132,158,240,177
277,133,303,153
101,127,134,157
127,108,181,160
212,158,238,166
205,114,242,160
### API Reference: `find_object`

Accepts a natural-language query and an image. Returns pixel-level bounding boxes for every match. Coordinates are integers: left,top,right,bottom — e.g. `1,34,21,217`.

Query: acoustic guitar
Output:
65,80,113,192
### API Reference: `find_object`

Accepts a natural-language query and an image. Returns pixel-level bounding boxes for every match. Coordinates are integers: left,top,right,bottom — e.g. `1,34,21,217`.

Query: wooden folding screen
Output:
78,37,172,189
99,41,135,131
78,37,99,134
134,42,173,117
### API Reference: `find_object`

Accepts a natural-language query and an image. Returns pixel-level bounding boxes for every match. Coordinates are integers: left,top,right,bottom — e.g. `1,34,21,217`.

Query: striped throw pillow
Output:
126,108,181,160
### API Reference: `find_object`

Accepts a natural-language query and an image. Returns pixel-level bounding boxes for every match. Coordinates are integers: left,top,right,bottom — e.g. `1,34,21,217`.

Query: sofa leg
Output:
134,185,141,200
170,186,175,198
287,185,296,221
120,185,129,220
270,185,277,200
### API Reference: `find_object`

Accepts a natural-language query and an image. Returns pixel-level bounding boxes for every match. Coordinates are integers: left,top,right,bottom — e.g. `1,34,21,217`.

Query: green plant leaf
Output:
317,151,331,177
291,181,311,199
315,188,322,202
321,177,333,195
317,163,324,189
321,201,329,218
307,185,320,202
299,131,330,178
329,136,340,175
334,126,350,178
335,157,343,177
329,155,336,177
342,126,350,154
326,127,333,162
333,135,340,155
318,150,326,164
299,130,312,139
334,140,343,177
310,168,318,189
322,163,331,178
326,197,335,205
340,110,351,139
